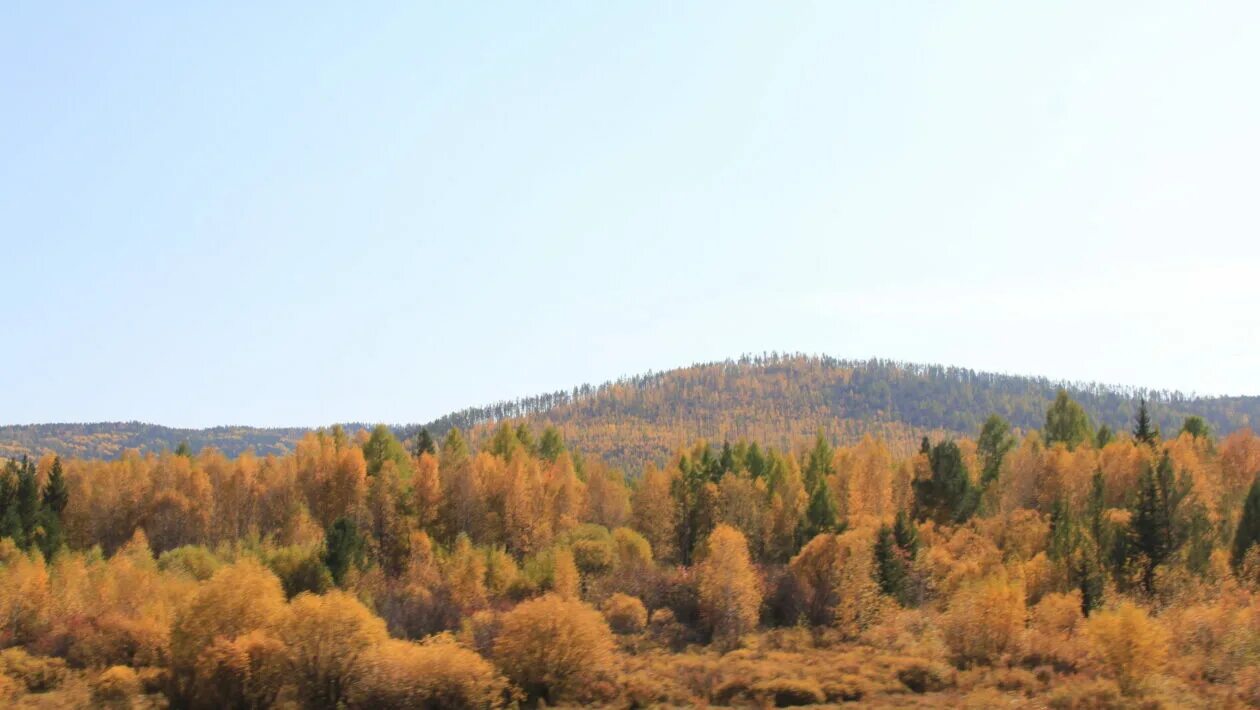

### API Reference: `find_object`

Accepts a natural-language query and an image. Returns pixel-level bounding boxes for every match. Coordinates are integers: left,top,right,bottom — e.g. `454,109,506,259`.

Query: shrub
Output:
601,593,648,635
0,647,67,692
191,629,287,710
281,590,389,709
897,661,953,693
492,594,615,703
266,545,332,598
750,677,825,706
92,665,141,705
0,672,19,703
352,636,511,709
157,545,222,581
942,573,1026,667
1083,602,1169,695
1046,676,1125,709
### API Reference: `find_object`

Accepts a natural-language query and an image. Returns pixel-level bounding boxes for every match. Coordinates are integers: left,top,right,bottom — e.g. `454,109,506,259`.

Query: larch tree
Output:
696,524,762,647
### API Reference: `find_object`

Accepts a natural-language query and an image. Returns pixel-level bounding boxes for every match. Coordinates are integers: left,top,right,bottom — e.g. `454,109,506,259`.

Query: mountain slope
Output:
4,354,1258,469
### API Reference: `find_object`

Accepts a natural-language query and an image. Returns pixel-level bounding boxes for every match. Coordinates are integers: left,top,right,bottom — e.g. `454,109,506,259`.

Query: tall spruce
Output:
914,440,975,524
413,427,436,457
1133,398,1159,447
873,524,909,604
1232,476,1260,571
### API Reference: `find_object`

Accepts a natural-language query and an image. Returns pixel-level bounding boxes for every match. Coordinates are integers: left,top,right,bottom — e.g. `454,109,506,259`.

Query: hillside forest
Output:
0,392,1259,707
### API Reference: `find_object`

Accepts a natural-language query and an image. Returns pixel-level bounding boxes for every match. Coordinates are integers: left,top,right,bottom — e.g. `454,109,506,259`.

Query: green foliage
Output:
1232,476,1260,571
1044,390,1093,450
1127,454,1184,595
1094,425,1114,449
323,517,366,587
873,524,909,604
538,426,565,463
42,457,68,516
977,415,1015,488
893,510,919,559
1179,415,1211,441
1047,497,1075,562
269,546,333,598
362,424,412,478
1132,399,1158,447
412,427,436,457
914,441,975,524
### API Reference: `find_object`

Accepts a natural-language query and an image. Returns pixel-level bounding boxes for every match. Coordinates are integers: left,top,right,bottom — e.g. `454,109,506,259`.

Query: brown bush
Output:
92,665,141,706
351,636,511,709
1046,676,1125,709
492,594,615,703
601,593,648,634
750,677,825,706
0,647,67,692
896,660,954,694
191,629,287,710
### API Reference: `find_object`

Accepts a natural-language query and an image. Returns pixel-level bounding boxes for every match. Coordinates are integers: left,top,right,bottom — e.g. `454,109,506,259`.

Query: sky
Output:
2,2,1259,428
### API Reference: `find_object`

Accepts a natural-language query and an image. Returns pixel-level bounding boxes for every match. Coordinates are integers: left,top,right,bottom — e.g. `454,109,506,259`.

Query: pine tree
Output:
1179,416,1211,441
1129,462,1171,595
1048,497,1075,561
42,457,69,516
1074,540,1106,616
15,457,40,547
801,479,840,541
174,440,193,458
977,415,1015,488
413,428,436,457
323,517,365,587
1095,425,1114,449
873,524,908,604
1232,476,1260,571
893,510,920,559
1133,398,1158,447
1086,469,1106,548
914,441,975,524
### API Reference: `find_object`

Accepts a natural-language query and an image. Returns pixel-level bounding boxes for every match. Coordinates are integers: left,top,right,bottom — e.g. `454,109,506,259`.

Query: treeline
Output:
0,393,1258,705
10,355,1260,471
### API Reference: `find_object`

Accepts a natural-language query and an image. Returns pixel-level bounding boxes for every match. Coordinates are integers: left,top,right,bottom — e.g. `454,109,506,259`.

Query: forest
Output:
7,354,1260,470
0,391,1259,707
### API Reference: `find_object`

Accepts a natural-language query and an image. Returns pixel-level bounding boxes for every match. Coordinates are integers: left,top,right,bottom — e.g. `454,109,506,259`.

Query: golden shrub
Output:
1025,591,1085,670
191,629,287,710
92,665,141,705
697,524,762,646
281,590,389,709
942,573,1026,668
0,672,19,703
601,593,648,634
492,593,615,703
352,636,510,709
0,647,66,692
1083,602,1169,695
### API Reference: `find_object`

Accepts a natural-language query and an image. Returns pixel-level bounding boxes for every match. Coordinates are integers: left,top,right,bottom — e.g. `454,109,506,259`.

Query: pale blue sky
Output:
3,2,1258,427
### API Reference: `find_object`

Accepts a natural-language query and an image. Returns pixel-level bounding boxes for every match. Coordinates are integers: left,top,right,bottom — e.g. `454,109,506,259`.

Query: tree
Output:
977,415,1015,488
1095,425,1114,449
1129,459,1173,595
351,637,509,709
1132,398,1158,447
1179,416,1211,441
538,426,566,463
323,517,365,587
412,428,436,457
282,590,389,709
1047,497,1075,562
873,524,909,604
42,457,68,517
175,440,193,458
493,594,615,704
1083,602,1169,695
696,524,762,647
1044,390,1093,450
1232,476,1260,571
914,441,975,524
893,510,920,559
362,424,411,478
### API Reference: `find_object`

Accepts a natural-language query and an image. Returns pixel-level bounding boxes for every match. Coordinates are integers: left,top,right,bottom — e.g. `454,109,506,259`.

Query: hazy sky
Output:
3,2,1259,427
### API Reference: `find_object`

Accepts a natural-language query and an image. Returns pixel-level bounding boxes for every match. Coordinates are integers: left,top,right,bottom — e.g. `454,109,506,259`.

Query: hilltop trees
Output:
1045,390,1093,450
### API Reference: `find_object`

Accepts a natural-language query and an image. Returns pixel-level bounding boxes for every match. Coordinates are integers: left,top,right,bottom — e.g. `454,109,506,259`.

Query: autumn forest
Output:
0,378,1257,709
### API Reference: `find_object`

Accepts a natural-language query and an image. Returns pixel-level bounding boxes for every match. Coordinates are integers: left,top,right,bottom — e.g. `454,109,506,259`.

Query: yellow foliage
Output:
281,590,389,708
942,572,1026,667
492,593,615,703
352,635,511,709
92,665,140,706
601,593,648,634
1083,602,1169,695
697,524,762,646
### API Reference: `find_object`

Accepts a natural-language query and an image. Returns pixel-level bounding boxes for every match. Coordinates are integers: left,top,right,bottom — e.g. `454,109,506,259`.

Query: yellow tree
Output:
696,524,762,647
492,594,615,704
281,590,389,709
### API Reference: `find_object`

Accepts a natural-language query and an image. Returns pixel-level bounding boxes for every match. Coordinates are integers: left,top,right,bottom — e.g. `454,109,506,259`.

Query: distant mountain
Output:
4,354,1258,471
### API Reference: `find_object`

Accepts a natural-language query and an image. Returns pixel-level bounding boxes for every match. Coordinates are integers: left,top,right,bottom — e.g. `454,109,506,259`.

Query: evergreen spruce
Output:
1232,476,1260,571
413,427,437,457
1133,398,1158,447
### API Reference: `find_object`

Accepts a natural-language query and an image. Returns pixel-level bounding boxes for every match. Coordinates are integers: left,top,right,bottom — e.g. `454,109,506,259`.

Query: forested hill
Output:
4,354,1259,469
433,355,1260,470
